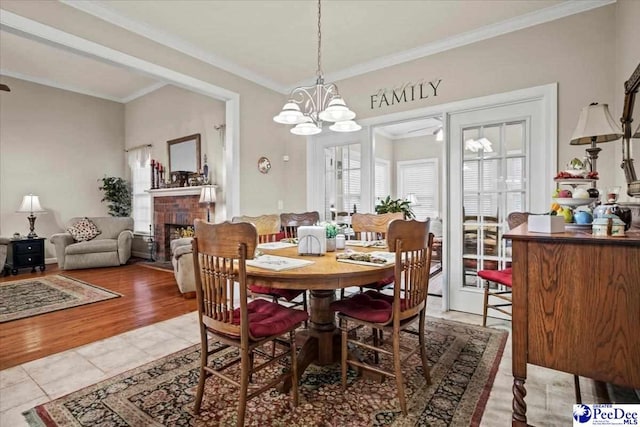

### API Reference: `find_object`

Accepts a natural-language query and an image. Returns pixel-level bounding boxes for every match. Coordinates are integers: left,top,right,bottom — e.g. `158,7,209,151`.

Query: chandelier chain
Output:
316,0,322,79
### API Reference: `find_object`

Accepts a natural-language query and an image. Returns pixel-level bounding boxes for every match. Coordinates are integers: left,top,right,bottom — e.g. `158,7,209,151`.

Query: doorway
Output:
307,84,557,315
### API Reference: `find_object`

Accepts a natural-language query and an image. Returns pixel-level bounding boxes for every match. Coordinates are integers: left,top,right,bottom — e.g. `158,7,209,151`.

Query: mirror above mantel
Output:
167,133,201,174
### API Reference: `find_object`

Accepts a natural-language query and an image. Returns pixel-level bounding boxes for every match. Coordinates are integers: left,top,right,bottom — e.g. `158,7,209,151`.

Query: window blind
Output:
127,147,151,233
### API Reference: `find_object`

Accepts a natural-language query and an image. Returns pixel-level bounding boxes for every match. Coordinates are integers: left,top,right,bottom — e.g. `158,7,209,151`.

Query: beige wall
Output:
1,0,305,217
1,0,638,229
124,85,226,221
322,5,621,199
0,76,125,258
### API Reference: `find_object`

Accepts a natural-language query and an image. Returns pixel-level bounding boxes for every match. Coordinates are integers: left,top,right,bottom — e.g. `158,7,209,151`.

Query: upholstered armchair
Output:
0,236,9,275
170,237,195,295
50,217,133,270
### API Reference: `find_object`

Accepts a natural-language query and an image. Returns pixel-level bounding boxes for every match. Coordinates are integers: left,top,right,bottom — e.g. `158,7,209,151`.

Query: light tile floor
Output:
1,289,592,426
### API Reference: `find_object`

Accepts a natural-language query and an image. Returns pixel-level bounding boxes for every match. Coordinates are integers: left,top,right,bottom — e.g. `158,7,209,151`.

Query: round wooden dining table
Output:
245,245,394,390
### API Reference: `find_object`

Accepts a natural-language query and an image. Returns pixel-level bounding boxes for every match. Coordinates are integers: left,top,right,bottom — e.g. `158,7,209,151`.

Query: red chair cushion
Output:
330,290,394,323
477,268,513,287
362,275,395,290
249,285,305,302
232,299,308,338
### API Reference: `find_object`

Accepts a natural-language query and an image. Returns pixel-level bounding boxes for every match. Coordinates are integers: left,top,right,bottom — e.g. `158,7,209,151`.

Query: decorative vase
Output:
326,237,336,252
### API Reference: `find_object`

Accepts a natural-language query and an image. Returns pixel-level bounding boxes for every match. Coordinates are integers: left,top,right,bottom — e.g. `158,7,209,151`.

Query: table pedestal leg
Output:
277,289,340,392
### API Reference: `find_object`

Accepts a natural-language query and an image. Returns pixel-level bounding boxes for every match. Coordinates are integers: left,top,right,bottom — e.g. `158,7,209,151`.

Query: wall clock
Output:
258,156,271,174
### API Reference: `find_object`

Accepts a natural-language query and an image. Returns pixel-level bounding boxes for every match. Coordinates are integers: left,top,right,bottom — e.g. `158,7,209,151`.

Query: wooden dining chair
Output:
191,220,308,425
479,211,531,327
232,214,307,320
280,211,320,238
341,212,415,298
331,219,434,415
232,214,281,241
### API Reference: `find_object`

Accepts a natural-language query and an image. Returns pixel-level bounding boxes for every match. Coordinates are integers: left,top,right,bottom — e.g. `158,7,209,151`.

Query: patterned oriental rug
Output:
24,318,507,426
0,275,121,323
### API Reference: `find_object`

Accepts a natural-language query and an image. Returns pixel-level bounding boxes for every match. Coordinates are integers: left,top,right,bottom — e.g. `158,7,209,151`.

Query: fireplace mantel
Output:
147,185,217,198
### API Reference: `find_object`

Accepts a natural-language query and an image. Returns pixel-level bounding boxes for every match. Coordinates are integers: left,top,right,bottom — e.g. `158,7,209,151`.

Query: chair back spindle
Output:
193,220,257,339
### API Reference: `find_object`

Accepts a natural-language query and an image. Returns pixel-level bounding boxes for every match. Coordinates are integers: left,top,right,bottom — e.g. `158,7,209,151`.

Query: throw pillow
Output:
67,217,101,242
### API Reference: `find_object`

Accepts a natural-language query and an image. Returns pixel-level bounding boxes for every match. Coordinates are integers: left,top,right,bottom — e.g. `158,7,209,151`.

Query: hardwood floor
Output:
0,263,196,370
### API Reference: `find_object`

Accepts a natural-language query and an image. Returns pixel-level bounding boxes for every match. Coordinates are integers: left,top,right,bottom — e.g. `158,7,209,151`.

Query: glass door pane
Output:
462,120,526,288
324,144,361,221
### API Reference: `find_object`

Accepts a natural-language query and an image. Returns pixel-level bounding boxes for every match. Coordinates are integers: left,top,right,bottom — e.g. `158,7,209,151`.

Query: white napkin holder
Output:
297,226,326,256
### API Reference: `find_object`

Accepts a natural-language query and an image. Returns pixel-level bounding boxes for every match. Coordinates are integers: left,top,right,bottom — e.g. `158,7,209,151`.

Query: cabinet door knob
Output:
27,246,32,250
28,257,32,261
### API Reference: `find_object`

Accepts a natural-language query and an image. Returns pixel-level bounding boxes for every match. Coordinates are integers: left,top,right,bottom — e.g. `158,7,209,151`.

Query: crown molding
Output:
60,0,289,94
0,69,126,103
121,82,166,103
290,0,616,90
57,0,613,94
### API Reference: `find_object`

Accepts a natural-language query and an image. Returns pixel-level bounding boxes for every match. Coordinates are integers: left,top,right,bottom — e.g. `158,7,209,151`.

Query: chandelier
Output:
273,0,361,136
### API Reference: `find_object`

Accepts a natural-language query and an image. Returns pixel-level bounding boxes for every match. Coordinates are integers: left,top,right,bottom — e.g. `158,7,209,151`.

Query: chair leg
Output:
193,329,208,414
418,310,431,385
574,375,582,404
302,292,308,328
393,329,407,415
290,330,299,407
341,318,348,390
237,350,250,427
482,281,490,327
372,328,380,365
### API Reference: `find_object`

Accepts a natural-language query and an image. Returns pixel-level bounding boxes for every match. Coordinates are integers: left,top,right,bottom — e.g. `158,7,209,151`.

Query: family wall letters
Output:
370,79,442,109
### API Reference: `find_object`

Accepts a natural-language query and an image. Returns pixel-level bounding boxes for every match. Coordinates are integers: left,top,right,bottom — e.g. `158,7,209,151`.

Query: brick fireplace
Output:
150,187,213,261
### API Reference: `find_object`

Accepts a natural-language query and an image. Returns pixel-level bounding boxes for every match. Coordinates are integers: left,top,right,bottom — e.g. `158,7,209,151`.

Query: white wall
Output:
0,76,124,258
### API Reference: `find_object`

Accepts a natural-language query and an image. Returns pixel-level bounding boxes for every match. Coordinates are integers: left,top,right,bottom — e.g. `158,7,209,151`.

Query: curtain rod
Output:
124,144,152,152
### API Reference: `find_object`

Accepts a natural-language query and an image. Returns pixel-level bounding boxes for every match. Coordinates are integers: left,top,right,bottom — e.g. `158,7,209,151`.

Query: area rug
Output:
0,275,121,323
23,318,507,426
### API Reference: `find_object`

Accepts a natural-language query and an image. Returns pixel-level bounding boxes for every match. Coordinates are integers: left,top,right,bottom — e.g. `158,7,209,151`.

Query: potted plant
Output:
375,195,415,219
98,176,132,217
322,222,341,252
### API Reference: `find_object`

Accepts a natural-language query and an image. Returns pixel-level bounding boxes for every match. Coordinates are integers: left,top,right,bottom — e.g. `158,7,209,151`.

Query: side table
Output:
5,237,46,275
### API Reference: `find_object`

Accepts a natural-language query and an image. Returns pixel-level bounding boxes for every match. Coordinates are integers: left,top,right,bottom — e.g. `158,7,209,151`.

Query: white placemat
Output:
256,241,298,250
247,255,314,271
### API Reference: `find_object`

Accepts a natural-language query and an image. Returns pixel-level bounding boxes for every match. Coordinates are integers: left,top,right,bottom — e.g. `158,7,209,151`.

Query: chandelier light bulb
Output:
273,102,306,125
291,122,322,136
318,97,356,122
329,120,362,133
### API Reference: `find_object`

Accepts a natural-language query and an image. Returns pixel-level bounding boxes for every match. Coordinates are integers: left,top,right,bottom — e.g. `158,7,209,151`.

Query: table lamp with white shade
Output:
17,194,47,238
199,186,216,222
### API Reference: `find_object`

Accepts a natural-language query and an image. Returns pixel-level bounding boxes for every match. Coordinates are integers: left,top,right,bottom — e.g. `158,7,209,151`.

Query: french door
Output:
448,96,555,315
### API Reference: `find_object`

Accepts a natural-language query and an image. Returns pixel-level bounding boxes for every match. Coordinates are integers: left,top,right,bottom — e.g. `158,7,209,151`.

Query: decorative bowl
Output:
552,197,597,207
562,169,588,178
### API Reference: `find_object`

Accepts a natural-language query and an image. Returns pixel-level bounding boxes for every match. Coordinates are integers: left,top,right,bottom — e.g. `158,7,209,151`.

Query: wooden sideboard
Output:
505,225,640,426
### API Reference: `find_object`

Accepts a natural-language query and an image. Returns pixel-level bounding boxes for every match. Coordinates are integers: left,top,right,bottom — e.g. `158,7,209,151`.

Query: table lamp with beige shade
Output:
570,102,622,180
17,194,47,238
